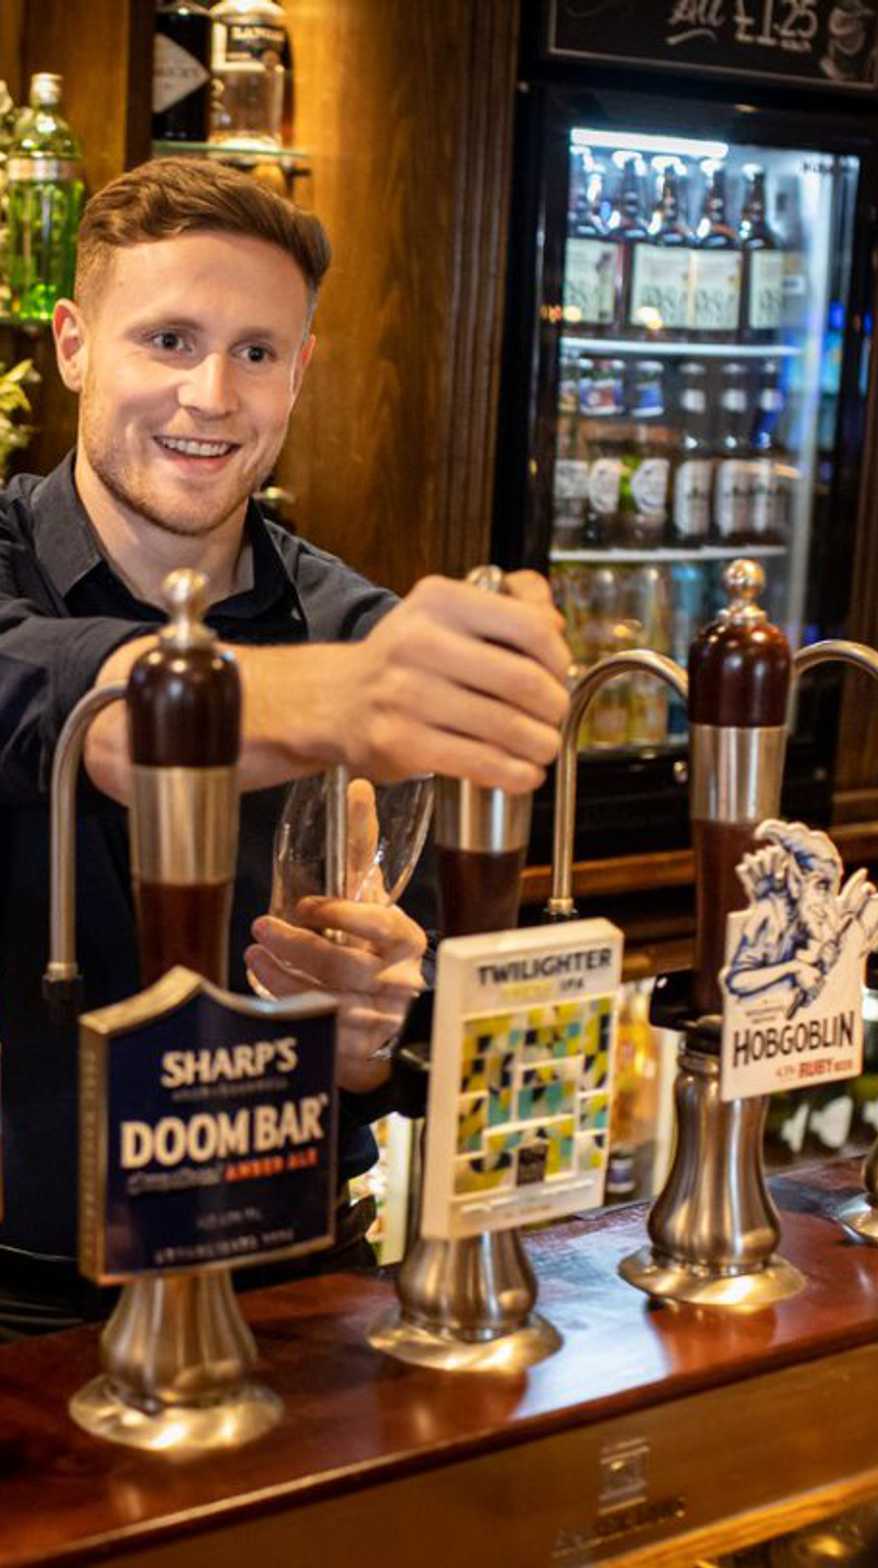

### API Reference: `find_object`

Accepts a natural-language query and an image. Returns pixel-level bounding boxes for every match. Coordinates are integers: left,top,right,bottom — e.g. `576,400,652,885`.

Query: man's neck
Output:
73,450,248,608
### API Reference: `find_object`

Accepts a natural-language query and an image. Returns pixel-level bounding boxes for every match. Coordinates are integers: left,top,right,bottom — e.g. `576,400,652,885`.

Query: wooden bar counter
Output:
2,1159,878,1567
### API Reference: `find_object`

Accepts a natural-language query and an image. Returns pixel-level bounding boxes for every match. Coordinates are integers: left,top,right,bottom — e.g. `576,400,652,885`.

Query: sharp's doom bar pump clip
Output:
45,570,339,1454
620,560,805,1308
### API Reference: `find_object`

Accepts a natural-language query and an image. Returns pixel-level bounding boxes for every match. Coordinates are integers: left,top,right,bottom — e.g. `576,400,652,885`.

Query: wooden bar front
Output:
0,1159,876,1566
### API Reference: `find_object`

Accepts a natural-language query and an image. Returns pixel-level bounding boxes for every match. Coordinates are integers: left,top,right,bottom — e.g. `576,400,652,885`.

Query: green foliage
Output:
0,357,37,480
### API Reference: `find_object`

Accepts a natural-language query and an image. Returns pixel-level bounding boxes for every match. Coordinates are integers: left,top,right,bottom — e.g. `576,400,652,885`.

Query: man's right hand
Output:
86,570,571,802
329,571,570,793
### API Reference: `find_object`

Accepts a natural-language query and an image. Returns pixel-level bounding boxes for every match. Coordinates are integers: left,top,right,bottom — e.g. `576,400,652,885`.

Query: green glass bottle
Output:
6,73,84,323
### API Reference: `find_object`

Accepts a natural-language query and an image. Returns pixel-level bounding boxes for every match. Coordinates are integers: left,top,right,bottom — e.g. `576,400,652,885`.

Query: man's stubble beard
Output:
80,394,279,540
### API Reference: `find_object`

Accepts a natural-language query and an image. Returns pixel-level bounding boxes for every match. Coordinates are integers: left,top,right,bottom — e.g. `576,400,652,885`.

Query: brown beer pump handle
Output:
127,569,241,989
689,560,791,1019
434,566,532,938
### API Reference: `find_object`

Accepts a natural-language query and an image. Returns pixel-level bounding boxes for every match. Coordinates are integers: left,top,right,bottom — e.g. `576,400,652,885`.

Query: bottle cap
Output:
159,568,216,649
723,558,767,626
30,73,63,108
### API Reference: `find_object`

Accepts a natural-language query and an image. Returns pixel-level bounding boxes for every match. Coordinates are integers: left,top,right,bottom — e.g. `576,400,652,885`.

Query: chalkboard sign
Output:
546,0,878,91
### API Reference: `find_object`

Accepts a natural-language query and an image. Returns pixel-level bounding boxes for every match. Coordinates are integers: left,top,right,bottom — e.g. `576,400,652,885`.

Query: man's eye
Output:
242,344,272,364
152,331,184,352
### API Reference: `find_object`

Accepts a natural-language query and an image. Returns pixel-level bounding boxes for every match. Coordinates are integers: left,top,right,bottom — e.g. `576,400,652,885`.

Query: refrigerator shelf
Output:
558,335,801,360
551,545,788,564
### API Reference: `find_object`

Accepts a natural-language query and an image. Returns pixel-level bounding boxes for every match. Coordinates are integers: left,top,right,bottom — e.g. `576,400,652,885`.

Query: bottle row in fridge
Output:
563,138,809,345
550,557,784,754
551,356,796,554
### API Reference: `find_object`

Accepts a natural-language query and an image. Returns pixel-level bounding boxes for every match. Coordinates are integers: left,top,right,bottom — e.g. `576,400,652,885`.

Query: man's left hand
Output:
245,898,427,1092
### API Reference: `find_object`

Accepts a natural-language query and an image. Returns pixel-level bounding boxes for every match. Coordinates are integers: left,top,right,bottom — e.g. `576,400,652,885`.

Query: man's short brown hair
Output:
75,156,331,317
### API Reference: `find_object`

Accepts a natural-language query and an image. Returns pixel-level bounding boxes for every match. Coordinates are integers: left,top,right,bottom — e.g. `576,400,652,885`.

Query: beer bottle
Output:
692,161,742,341
563,147,620,333
670,361,712,547
625,565,670,747
580,567,631,750
607,152,649,337
738,165,784,343
616,365,670,549
749,360,788,544
629,158,693,337
713,362,752,544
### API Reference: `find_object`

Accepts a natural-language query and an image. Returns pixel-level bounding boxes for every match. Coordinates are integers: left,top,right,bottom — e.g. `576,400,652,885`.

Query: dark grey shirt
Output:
0,454,402,1264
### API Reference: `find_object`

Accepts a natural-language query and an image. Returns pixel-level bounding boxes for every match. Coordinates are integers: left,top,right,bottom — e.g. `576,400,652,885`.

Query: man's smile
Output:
153,434,241,471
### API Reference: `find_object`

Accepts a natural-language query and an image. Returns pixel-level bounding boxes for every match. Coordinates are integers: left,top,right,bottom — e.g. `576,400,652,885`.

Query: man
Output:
0,158,569,1332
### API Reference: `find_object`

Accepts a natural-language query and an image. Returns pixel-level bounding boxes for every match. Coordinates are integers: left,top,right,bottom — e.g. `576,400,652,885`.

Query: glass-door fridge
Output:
496,11,878,864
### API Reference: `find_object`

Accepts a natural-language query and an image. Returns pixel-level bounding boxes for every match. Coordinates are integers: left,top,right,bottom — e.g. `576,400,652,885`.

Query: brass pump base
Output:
367,1309,560,1372
69,1271,282,1455
69,1376,282,1455
619,1247,805,1311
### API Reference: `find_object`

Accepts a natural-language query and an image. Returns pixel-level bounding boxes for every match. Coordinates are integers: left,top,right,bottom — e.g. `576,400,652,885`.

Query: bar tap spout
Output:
547,652,689,920
793,639,878,1244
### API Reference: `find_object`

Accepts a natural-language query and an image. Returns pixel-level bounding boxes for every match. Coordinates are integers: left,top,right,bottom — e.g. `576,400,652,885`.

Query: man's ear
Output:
53,299,89,393
290,331,316,402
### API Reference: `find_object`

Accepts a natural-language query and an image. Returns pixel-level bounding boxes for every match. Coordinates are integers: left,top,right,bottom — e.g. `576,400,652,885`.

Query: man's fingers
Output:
292,897,427,961
405,576,571,683
347,778,381,896
249,919,384,991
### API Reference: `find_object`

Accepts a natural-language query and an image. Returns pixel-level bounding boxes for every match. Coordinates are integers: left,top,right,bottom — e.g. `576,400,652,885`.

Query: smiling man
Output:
0,158,569,1335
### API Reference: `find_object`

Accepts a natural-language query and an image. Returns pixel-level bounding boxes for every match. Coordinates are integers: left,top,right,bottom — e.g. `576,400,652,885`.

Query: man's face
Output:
60,231,313,539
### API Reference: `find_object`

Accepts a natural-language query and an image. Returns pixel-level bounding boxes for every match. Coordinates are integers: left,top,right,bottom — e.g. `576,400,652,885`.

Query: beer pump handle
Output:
127,569,241,989
688,559,791,1020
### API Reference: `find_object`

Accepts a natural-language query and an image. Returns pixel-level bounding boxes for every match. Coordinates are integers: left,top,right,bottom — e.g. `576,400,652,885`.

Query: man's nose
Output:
178,352,238,417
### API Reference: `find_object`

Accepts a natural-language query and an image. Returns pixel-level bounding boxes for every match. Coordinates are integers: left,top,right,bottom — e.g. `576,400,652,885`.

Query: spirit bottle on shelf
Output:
629,158,693,337
210,0,293,148
713,362,752,544
669,360,712,547
606,152,649,336
738,164,784,343
6,74,84,323
749,360,789,545
562,146,620,332
153,0,212,143
692,160,742,341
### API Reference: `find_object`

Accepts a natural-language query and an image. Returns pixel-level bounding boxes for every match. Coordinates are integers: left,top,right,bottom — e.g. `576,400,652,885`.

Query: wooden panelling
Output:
0,0,25,102
277,0,519,594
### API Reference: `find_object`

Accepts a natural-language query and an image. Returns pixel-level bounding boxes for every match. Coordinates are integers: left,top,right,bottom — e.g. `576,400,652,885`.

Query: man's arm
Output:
85,572,571,802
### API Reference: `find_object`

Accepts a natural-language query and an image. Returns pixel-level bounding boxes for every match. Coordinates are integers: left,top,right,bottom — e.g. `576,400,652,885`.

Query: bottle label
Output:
715,459,751,537
7,156,81,182
563,238,619,327
673,458,712,539
153,33,210,114
553,459,591,502
580,368,624,417
722,389,747,413
749,457,780,536
631,457,669,518
691,251,742,334
588,458,622,515
681,389,706,414
224,22,287,61
629,246,691,332
748,251,785,332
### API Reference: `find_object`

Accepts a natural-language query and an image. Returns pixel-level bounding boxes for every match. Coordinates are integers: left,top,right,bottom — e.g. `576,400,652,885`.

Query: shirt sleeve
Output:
0,543,151,802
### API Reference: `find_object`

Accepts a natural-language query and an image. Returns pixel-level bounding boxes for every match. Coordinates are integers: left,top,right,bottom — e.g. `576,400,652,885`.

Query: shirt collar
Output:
30,451,306,629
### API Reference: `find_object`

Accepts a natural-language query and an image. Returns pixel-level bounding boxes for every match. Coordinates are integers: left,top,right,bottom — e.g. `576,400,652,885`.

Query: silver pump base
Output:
367,1229,561,1372
69,1270,281,1454
619,1043,805,1311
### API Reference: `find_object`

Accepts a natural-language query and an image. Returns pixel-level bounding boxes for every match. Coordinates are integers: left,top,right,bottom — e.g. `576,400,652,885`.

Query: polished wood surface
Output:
0,1158,877,1565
